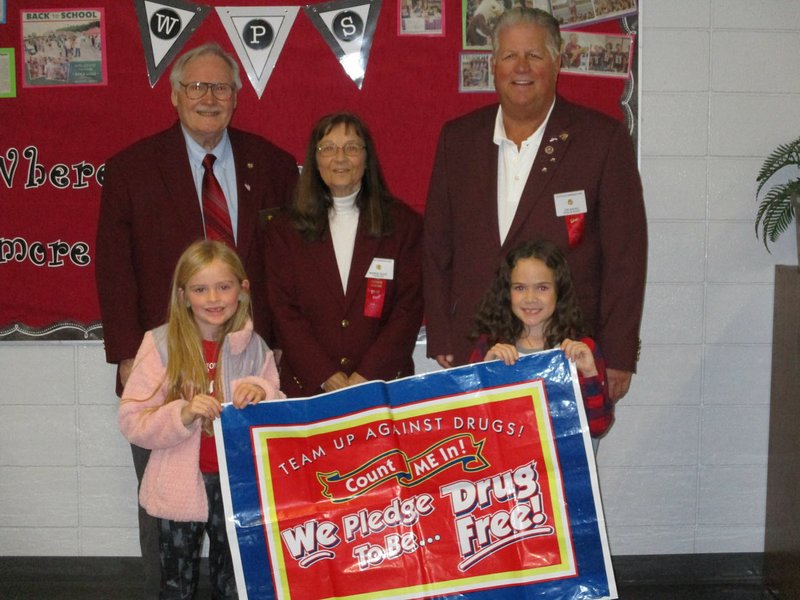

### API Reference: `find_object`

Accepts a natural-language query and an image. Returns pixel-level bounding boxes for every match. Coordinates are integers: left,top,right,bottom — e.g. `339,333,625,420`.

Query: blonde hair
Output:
164,240,251,408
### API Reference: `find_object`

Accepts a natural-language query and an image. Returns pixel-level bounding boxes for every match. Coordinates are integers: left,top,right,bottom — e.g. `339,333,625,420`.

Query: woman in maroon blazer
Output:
265,113,423,397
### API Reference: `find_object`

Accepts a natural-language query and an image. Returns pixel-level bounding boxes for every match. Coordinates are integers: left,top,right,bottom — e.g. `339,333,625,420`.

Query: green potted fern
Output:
756,134,800,261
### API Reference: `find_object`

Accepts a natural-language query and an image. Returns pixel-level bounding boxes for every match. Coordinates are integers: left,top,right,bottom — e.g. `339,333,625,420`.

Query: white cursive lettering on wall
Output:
1,146,105,190
0,237,91,267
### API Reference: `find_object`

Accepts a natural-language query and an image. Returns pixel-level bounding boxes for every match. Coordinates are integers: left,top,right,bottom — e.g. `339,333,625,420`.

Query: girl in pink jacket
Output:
119,240,283,599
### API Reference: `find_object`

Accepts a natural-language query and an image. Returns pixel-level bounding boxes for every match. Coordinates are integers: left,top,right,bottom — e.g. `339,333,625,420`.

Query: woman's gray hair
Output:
169,42,242,92
491,7,562,61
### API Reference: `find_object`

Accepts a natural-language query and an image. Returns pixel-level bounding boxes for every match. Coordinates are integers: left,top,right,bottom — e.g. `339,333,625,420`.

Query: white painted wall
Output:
2,0,799,557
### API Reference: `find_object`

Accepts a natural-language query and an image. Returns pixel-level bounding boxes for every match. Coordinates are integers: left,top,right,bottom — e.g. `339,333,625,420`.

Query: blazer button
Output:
341,319,350,328
340,357,350,367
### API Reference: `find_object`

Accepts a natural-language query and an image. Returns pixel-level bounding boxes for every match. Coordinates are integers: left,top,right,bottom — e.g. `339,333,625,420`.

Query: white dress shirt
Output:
493,102,554,245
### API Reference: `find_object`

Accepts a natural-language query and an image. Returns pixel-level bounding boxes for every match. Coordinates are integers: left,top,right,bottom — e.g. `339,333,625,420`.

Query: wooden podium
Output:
764,265,800,598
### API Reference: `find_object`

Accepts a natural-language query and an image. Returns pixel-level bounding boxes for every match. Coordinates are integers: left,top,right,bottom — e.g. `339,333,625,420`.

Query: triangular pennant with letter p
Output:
216,6,299,99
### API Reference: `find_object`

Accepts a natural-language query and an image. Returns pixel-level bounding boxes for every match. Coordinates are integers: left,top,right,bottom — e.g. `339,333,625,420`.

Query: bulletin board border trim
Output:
0,321,103,341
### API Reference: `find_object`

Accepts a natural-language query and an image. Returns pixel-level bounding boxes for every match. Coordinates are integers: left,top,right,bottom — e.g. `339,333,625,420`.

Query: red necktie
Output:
202,154,235,248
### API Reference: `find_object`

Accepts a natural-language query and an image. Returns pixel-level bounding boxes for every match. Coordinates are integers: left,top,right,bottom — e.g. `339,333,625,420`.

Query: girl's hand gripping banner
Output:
214,350,617,599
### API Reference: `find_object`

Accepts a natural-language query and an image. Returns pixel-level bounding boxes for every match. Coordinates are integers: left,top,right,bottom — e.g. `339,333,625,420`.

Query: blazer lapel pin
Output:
540,131,569,172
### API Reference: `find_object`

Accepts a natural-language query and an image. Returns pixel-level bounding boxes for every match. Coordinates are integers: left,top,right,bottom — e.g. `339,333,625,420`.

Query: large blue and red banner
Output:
215,350,616,600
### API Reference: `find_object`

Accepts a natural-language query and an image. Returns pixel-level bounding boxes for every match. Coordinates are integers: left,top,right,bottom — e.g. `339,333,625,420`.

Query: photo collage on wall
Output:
460,0,637,93
20,8,107,87
560,30,633,78
398,0,444,35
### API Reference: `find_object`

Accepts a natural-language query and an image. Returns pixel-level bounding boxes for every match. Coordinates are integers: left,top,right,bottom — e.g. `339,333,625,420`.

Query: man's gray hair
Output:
169,42,242,92
491,8,562,61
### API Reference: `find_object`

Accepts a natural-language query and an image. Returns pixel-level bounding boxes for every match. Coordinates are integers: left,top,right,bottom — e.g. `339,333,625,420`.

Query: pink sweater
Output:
118,321,283,521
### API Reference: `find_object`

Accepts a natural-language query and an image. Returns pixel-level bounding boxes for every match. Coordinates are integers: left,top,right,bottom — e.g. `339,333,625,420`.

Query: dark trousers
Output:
157,473,237,600
131,443,161,600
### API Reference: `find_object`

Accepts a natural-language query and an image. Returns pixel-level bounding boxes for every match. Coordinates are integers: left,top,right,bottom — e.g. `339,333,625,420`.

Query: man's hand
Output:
435,354,454,369
606,368,632,403
119,358,134,388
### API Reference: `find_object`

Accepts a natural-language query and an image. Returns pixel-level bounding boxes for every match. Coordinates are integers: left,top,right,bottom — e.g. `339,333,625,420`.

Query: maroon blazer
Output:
95,122,298,389
265,202,423,397
423,98,647,372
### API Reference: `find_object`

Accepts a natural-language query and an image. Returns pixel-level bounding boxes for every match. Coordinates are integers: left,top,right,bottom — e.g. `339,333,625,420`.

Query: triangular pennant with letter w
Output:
133,0,211,87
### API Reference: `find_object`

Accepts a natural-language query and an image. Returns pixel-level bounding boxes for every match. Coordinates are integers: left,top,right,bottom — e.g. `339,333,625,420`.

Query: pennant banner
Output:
134,0,211,87
216,6,299,99
215,351,617,600
303,0,382,89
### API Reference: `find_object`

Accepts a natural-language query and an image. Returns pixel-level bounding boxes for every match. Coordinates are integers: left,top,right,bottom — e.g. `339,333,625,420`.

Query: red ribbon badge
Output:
364,278,387,318
565,214,585,248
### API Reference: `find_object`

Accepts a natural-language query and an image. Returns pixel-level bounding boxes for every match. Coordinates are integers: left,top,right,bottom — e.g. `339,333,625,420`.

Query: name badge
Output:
366,258,394,280
553,190,587,217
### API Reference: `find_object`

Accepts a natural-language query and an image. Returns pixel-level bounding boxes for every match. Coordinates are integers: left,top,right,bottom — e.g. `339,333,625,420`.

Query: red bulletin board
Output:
0,0,638,339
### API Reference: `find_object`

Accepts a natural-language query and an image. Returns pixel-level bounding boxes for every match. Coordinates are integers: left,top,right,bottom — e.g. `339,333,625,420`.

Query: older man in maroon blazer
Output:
94,43,297,599
424,8,647,403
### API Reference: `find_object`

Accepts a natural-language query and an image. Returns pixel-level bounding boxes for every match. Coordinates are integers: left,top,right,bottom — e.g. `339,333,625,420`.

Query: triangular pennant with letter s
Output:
133,0,211,87
216,6,299,99
303,0,382,89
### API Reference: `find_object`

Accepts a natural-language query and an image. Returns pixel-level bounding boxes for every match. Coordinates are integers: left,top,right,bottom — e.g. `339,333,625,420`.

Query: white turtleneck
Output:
329,189,360,293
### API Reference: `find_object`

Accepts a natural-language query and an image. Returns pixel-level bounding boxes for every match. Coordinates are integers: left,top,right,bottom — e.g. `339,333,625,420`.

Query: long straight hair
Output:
164,240,251,405
471,239,587,349
290,112,395,241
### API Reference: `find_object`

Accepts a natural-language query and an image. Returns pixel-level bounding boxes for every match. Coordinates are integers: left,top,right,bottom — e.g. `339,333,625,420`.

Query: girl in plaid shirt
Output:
469,239,613,438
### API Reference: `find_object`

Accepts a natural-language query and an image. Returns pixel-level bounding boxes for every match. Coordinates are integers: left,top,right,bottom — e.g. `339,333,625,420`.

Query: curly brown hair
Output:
471,239,588,349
